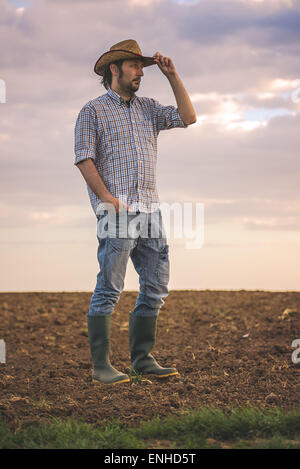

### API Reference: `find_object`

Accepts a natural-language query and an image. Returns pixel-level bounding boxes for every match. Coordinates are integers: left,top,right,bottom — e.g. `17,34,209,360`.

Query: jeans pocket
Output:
155,243,170,285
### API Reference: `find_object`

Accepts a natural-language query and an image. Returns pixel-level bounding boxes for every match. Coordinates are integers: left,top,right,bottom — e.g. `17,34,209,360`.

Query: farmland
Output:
0,290,299,448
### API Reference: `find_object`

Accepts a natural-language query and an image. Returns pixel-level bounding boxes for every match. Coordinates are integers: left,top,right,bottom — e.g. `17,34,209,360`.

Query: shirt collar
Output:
107,86,137,105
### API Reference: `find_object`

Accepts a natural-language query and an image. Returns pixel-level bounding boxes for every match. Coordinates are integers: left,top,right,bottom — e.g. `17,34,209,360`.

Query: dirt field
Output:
0,290,299,431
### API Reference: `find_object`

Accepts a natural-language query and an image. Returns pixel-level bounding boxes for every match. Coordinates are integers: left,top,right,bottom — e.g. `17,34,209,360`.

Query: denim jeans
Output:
88,208,170,317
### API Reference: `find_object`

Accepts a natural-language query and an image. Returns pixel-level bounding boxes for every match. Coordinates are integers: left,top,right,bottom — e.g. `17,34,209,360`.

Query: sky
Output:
0,0,300,292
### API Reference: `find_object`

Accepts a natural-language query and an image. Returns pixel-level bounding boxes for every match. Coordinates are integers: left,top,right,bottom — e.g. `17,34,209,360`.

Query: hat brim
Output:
94,50,156,76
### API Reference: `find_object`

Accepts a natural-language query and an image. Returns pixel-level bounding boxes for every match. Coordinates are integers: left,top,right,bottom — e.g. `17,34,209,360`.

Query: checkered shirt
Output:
74,86,188,215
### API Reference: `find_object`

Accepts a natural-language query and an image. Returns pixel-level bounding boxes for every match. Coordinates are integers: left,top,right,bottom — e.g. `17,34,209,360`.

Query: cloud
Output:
172,0,300,47
1,0,300,230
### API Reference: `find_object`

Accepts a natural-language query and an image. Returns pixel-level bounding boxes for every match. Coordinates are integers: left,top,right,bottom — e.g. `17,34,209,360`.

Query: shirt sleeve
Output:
74,103,98,166
151,98,188,132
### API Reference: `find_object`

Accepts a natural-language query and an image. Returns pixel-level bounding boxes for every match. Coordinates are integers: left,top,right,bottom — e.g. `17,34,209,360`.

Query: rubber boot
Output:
129,314,179,378
87,315,130,385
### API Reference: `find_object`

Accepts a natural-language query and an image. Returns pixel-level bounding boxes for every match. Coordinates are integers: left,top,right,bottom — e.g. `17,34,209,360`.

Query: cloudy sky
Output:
1,0,300,292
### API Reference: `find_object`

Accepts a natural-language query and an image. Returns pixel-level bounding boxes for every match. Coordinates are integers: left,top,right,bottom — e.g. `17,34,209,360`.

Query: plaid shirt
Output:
74,86,188,215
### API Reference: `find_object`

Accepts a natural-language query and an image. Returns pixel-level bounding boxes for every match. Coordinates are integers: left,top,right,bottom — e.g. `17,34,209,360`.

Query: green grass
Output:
1,406,300,449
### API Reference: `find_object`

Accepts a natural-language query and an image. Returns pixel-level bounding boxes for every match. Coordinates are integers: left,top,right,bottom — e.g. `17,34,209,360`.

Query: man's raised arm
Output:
152,52,197,126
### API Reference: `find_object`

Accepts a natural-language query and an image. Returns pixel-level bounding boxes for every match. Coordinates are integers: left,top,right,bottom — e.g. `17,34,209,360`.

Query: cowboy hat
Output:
94,39,156,76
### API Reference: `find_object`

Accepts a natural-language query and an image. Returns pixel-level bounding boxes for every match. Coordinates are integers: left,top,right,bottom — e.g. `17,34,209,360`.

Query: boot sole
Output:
92,377,130,385
131,371,179,379
155,371,179,378
148,371,179,378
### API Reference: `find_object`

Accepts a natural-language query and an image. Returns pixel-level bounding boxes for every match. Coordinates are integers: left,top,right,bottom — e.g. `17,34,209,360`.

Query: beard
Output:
118,77,140,94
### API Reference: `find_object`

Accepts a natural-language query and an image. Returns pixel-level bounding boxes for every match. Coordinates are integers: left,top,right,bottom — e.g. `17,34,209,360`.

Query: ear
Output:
110,63,117,75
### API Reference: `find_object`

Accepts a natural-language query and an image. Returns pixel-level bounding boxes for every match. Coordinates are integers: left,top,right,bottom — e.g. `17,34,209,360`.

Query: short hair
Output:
100,58,126,90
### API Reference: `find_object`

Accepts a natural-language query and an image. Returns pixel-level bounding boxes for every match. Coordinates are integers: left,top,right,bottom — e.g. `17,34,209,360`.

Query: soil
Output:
0,290,300,432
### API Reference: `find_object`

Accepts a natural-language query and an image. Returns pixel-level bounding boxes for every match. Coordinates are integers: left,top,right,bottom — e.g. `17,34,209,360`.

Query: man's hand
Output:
103,197,130,214
152,52,176,78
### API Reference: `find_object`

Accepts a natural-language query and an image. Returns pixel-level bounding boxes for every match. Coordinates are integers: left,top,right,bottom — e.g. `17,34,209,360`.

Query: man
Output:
74,39,196,385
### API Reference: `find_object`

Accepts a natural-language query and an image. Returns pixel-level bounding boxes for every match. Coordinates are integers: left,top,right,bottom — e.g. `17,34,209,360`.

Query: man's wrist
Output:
166,70,179,81
101,194,117,211
102,194,115,204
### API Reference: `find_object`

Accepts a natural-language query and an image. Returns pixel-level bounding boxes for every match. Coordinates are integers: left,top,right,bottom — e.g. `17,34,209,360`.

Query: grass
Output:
129,369,153,385
1,406,300,449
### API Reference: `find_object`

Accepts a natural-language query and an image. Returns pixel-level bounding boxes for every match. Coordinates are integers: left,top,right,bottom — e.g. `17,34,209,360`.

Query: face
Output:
111,59,144,94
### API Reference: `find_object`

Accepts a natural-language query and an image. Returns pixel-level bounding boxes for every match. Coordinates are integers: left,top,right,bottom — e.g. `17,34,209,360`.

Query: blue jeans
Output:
88,208,170,317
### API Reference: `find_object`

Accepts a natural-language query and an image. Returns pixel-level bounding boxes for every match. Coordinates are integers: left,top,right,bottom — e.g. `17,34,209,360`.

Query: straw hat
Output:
94,39,156,76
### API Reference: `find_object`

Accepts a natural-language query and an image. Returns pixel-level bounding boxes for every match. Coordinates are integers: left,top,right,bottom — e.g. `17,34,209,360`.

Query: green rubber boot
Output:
87,315,130,385
129,314,179,378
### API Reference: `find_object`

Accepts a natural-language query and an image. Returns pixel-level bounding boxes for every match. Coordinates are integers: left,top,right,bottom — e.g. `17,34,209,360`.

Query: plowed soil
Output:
0,290,300,431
